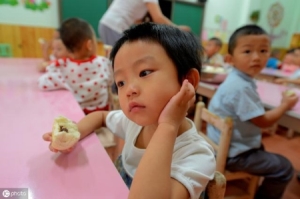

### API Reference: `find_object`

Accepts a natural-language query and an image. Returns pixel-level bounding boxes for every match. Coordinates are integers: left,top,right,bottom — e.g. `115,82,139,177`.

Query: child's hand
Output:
158,80,195,128
42,132,75,153
274,78,286,84
178,25,191,32
281,91,299,110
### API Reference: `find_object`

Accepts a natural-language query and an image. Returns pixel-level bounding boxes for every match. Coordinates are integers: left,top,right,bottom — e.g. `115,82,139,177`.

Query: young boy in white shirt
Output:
43,23,216,199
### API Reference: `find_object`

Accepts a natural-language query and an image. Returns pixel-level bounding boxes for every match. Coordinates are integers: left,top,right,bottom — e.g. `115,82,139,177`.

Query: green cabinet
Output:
172,1,204,36
60,0,109,38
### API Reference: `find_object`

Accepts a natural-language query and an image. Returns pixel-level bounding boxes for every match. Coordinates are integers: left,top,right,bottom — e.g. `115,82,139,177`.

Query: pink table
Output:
0,58,128,199
256,68,292,82
197,81,300,137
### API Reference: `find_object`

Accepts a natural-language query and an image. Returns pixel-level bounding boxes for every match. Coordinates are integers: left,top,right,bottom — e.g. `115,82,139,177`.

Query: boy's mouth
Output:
251,64,262,68
129,102,145,112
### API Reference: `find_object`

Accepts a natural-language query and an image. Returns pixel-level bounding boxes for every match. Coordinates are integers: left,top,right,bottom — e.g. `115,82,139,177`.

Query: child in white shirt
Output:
43,23,215,199
203,37,224,67
38,18,113,114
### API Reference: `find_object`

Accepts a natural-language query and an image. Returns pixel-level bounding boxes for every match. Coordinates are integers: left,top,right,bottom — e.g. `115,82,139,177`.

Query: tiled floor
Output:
110,126,300,199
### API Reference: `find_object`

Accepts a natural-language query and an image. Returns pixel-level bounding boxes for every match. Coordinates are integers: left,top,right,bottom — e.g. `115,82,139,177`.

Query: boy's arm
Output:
284,78,300,85
251,93,298,128
40,39,50,62
37,61,50,72
146,2,190,32
129,80,194,199
76,111,109,140
38,62,65,90
275,78,300,85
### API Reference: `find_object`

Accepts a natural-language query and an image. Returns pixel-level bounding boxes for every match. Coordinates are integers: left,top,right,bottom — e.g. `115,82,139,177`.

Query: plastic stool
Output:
0,44,12,57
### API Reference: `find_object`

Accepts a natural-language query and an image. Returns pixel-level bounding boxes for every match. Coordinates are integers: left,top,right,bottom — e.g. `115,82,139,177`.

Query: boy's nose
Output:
252,52,260,60
126,83,139,98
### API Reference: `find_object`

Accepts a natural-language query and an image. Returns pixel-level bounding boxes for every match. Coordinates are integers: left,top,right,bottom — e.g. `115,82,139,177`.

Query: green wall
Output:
60,0,108,38
172,2,203,36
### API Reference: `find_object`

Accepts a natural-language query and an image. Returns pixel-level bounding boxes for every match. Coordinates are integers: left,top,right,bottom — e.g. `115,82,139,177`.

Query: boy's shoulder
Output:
214,70,256,103
218,71,248,92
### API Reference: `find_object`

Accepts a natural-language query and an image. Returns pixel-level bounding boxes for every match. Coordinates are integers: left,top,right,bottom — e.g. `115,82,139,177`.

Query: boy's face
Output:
294,49,300,66
205,41,220,57
230,35,270,77
52,39,68,59
113,40,181,126
283,54,295,65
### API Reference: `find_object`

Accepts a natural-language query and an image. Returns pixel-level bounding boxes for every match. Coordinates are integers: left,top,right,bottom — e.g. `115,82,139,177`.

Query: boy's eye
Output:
261,49,268,53
116,81,124,88
244,50,251,54
139,70,152,77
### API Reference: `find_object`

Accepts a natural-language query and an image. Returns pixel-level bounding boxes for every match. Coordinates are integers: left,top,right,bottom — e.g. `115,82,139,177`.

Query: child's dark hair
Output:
110,22,202,84
59,18,94,53
228,25,268,55
286,47,300,54
209,37,222,48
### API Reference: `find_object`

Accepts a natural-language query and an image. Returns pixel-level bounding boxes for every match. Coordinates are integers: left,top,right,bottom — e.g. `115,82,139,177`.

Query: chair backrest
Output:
205,171,226,199
193,102,233,174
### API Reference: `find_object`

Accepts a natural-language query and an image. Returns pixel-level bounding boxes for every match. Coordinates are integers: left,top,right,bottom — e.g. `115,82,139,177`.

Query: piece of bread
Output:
51,116,80,151
284,90,296,97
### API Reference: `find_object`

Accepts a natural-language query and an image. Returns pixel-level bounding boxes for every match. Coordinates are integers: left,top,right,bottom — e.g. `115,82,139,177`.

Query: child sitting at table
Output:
38,18,113,114
275,48,300,86
266,49,281,69
280,48,300,73
207,24,299,199
37,38,70,72
43,23,216,199
203,37,224,67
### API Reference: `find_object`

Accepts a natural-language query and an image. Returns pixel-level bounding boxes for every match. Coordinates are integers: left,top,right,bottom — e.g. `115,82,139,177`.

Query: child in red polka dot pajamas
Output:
38,18,113,115
38,18,116,156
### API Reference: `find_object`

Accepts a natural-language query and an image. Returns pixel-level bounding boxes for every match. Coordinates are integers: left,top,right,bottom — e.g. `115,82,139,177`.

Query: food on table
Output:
51,116,80,150
203,66,226,73
284,90,296,97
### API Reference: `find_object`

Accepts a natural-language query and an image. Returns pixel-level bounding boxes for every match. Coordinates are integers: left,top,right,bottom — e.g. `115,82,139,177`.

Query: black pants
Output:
226,146,294,199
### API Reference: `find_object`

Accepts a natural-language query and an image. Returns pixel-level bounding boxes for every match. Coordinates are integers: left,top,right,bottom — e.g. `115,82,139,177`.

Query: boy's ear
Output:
225,54,233,64
185,68,200,89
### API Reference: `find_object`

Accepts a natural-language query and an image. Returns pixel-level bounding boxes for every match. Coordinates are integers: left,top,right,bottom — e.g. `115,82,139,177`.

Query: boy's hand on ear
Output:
158,80,195,129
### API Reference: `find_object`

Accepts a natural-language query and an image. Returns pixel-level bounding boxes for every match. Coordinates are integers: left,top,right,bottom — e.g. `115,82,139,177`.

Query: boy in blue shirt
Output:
207,25,299,199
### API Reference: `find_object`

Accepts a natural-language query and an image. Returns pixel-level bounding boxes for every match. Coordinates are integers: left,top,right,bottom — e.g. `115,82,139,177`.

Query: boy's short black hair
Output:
286,48,295,54
209,37,222,48
59,18,94,53
228,25,268,55
110,22,202,83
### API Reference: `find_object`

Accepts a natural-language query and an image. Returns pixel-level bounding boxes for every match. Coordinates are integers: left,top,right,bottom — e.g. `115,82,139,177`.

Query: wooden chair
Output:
194,102,259,199
204,171,226,199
